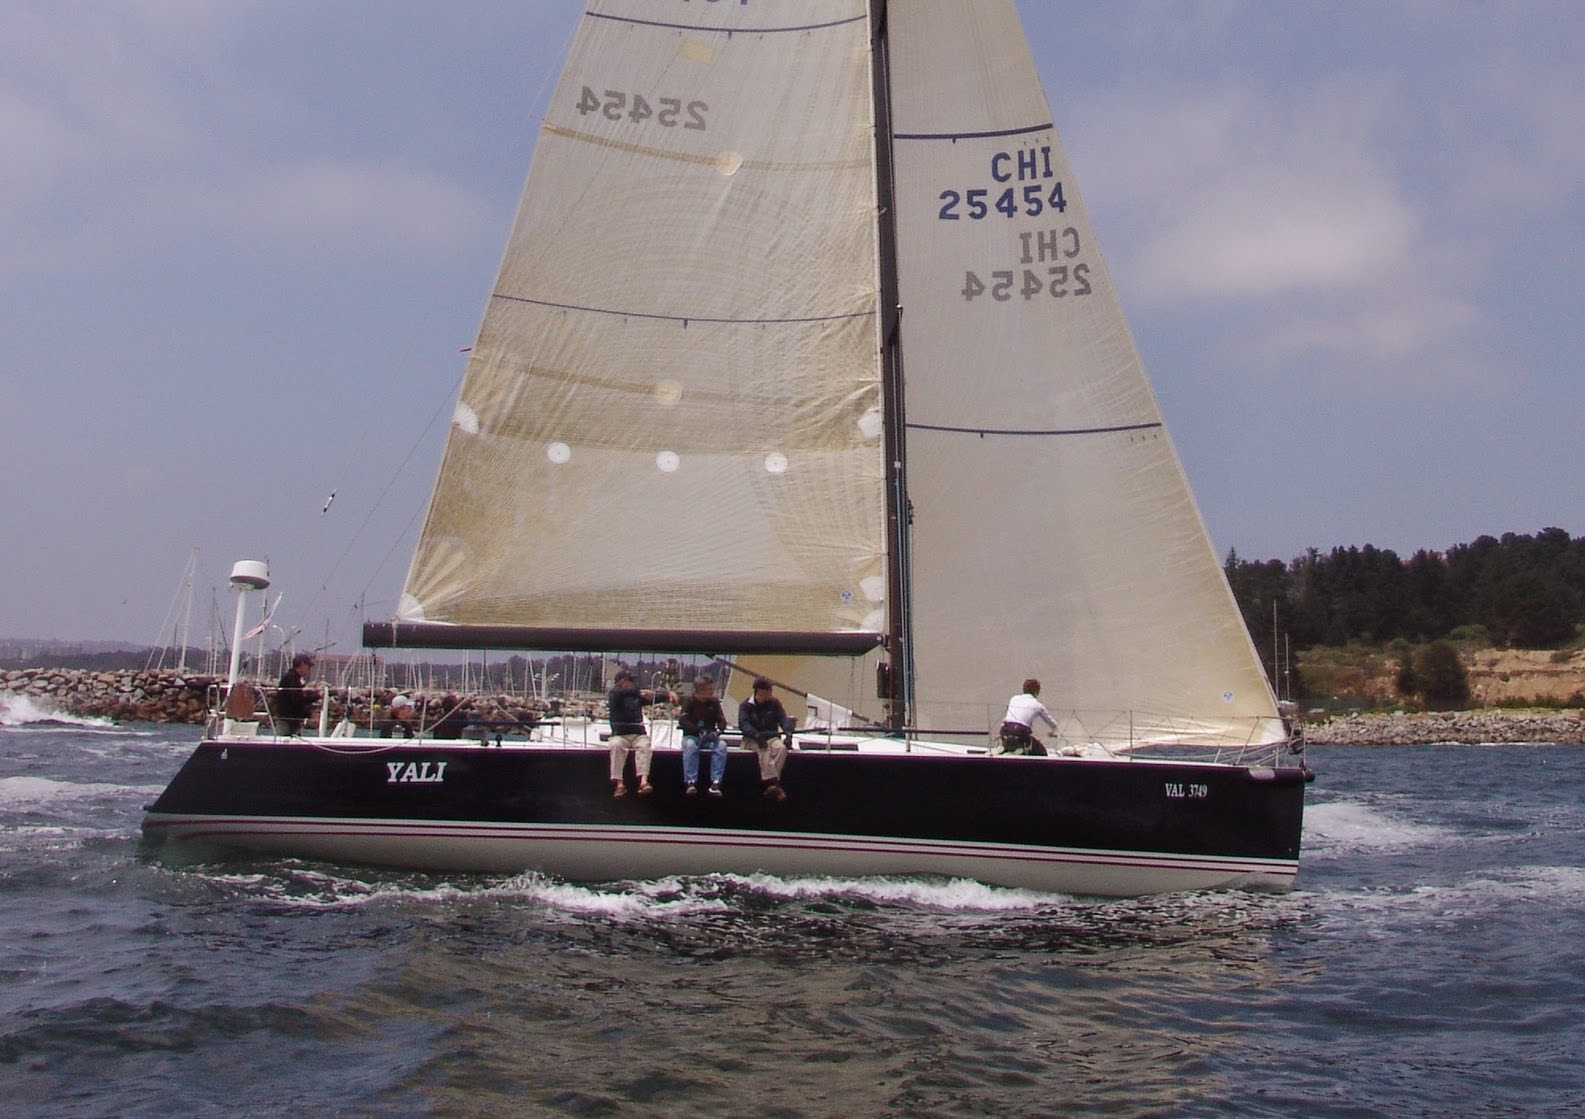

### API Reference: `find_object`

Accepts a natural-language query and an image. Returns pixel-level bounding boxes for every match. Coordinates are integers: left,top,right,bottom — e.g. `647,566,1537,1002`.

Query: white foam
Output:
1308,864,1585,938
171,865,1073,920
709,872,1059,911
1303,798,1451,854
0,774,163,807
499,874,737,919
0,692,118,729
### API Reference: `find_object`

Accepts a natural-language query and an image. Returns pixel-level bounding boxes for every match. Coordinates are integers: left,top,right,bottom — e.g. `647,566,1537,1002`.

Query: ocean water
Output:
3,696,1583,1118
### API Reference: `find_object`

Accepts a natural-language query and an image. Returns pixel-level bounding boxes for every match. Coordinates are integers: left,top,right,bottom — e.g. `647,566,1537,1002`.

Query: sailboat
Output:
144,0,1310,897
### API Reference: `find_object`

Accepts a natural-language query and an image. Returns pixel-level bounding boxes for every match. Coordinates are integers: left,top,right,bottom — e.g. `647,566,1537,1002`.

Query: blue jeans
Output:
682,732,727,785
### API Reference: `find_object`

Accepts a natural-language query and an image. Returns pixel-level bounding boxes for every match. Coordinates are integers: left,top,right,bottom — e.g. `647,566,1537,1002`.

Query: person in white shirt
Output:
998,678,1057,755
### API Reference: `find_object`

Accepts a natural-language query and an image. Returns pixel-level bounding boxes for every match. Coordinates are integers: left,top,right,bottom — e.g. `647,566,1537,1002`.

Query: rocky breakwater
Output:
1,667,216,723
0,667,559,730
1308,708,1585,746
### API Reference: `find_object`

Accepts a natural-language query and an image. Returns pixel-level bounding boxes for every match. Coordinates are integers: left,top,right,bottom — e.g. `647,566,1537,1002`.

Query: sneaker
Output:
763,784,786,802
612,783,627,798
637,782,654,797
685,785,698,797
707,784,723,798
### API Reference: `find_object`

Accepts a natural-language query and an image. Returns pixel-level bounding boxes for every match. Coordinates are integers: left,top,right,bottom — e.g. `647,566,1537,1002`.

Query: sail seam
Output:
894,123,1054,141
586,12,867,35
542,123,869,173
908,421,1164,437
491,293,875,327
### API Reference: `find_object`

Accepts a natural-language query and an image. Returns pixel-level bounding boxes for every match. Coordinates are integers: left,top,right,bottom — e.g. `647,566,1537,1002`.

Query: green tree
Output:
1394,647,1420,698
1416,641,1470,709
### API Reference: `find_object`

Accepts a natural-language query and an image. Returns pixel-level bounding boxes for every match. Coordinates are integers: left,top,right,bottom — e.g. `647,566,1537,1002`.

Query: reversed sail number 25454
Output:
576,86,708,130
963,265,1092,302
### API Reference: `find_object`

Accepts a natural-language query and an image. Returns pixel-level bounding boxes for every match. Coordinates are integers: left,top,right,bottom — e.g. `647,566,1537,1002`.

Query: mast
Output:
869,0,912,733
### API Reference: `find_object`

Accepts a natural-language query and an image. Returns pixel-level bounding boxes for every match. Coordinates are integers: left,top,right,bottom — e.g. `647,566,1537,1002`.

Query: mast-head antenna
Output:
224,560,271,690
228,560,270,592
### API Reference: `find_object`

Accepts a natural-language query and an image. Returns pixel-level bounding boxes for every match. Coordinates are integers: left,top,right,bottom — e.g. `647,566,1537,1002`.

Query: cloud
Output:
1139,164,1414,300
0,1,492,279
1085,80,1419,299
1073,76,1506,388
198,160,493,258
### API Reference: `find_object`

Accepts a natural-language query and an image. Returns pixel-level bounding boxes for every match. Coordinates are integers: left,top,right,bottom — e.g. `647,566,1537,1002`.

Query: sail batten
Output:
894,122,1054,141
908,421,1165,437
489,293,876,327
585,12,868,36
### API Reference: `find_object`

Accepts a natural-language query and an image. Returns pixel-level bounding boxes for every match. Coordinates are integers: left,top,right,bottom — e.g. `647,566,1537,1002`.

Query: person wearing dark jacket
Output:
274,654,315,736
738,676,792,801
678,676,728,796
607,670,677,797
431,694,470,740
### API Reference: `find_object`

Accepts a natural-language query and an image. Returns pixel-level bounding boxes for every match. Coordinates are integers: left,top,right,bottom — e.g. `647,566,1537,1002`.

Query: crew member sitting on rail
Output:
678,675,728,797
738,677,793,801
996,678,1057,756
608,671,676,798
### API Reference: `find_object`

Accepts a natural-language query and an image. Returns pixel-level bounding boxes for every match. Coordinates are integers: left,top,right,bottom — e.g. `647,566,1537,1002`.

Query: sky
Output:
2,0,1582,649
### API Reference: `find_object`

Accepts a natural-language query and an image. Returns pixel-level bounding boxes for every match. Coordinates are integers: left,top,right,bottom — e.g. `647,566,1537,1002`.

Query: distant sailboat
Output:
145,0,1309,897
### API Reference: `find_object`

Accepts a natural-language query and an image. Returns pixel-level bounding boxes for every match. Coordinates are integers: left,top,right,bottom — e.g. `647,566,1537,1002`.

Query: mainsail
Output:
399,2,889,652
382,0,1285,749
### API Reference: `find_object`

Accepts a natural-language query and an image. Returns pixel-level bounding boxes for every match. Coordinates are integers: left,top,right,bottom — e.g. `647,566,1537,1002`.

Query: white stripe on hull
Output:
143,814,1297,897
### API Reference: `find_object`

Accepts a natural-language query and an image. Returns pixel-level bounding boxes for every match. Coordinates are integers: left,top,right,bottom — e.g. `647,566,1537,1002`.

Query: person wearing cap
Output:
381,693,417,739
738,677,792,801
274,653,316,736
996,677,1056,755
607,670,677,797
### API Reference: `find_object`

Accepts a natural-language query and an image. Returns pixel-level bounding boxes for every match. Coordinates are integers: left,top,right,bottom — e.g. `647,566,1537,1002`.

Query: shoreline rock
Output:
0,667,551,729
1305,708,1585,746
5,667,1583,744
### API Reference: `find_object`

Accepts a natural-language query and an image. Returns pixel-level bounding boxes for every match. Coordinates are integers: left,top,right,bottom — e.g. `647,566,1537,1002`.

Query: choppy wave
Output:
1302,797,1453,853
172,863,1052,918
161,859,1302,959
0,774,164,807
0,693,118,729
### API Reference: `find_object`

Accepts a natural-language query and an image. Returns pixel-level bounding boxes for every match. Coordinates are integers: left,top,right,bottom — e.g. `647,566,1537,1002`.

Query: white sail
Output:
887,1,1284,747
401,2,888,642
394,0,1282,749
